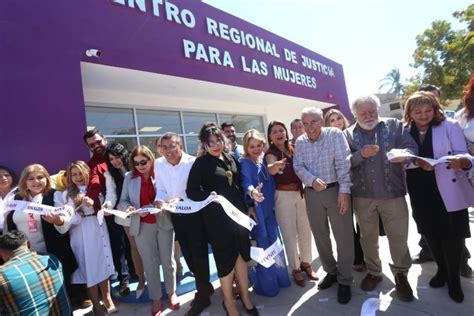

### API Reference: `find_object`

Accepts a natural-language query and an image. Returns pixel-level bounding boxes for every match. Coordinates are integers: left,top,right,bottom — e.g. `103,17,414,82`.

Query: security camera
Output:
86,49,101,58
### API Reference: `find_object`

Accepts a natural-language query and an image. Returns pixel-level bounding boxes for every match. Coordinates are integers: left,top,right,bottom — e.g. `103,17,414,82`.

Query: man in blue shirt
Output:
0,230,71,316
221,122,244,160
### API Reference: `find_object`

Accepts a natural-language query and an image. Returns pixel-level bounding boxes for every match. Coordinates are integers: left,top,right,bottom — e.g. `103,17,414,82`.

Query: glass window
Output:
389,102,401,111
85,106,135,135
218,114,264,134
184,136,201,156
106,137,138,153
136,109,181,135
182,112,217,136
140,137,161,157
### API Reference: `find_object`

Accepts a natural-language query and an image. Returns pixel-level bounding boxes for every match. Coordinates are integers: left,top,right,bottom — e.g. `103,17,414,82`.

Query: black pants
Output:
419,235,470,260
171,212,211,297
105,216,135,281
425,235,463,292
353,222,364,265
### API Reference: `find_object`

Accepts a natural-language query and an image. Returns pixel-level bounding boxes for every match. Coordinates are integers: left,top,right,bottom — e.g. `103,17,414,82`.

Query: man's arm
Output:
343,128,365,167
153,162,169,205
397,120,418,155
293,139,317,187
334,130,352,194
86,163,106,212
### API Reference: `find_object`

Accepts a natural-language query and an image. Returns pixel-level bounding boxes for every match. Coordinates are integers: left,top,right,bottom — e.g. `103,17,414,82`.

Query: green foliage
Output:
411,4,473,100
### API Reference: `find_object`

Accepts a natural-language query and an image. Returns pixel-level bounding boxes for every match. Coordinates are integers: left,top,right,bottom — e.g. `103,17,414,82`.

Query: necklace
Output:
418,130,427,135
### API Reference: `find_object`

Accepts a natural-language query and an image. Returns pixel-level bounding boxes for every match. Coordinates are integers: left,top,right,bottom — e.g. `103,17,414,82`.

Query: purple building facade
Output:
1,0,350,174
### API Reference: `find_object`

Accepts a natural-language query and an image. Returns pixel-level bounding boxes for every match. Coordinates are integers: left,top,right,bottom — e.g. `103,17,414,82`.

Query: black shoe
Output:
448,287,464,303
118,278,130,297
429,271,446,288
411,251,434,264
337,284,351,304
317,273,337,290
460,260,473,278
207,283,215,295
240,300,259,316
185,297,211,316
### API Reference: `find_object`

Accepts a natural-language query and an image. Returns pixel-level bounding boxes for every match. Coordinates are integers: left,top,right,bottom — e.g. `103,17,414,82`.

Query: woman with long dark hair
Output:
104,143,145,298
0,165,18,235
187,125,258,316
265,121,317,287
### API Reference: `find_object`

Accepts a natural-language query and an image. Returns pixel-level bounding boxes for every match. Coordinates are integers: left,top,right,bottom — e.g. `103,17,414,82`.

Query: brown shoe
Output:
79,299,93,309
293,269,305,287
300,262,319,281
360,274,383,291
395,273,414,302
352,263,366,272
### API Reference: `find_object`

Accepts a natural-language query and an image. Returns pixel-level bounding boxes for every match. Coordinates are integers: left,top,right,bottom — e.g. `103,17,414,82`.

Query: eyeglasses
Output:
207,140,224,148
88,139,103,149
134,159,148,167
161,144,178,152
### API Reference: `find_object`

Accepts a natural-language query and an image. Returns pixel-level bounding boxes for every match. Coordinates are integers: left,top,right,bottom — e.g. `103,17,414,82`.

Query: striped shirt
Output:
294,127,351,193
0,248,71,316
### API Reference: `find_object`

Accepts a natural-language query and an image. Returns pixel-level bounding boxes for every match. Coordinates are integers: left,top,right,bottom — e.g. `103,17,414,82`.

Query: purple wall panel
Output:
1,0,349,175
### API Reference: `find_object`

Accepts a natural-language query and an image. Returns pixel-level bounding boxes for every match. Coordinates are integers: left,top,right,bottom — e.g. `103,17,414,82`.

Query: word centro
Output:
183,39,317,89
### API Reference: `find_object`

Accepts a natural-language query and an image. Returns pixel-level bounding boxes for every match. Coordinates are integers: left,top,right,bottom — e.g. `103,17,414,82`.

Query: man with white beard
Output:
343,95,418,302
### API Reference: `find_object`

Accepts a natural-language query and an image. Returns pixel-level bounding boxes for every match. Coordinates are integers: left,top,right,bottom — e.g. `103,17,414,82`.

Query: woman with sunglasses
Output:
4,164,77,301
104,143,145,298
187,126,258,316
119,146,178,315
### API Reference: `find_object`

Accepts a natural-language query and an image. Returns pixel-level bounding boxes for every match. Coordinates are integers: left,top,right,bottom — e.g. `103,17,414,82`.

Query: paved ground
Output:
74,203,474,316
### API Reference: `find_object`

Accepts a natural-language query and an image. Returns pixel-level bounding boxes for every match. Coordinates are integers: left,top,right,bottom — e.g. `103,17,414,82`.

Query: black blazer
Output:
6,190,78,275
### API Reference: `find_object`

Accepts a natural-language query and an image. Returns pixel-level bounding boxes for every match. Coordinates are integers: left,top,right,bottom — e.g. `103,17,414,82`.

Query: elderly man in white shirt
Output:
153,132,213,316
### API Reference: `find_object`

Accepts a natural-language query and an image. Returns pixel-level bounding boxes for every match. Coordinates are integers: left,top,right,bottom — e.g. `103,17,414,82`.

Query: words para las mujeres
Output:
113,0,336,89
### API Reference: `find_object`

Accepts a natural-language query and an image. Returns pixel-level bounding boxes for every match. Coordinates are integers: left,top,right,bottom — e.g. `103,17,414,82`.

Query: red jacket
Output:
87,154,108,212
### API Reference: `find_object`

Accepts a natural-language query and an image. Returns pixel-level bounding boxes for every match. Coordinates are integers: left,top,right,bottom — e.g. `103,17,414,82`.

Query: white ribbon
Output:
5,200,73,217
97,207,162,225
98,195,256,230
215,196,257,231
250,238,284,268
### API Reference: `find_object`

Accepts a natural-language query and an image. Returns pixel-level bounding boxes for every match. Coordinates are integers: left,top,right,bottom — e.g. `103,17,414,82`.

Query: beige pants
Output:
353,196,411,276
135,222,176,300
275,190,313,270
304,187,354,285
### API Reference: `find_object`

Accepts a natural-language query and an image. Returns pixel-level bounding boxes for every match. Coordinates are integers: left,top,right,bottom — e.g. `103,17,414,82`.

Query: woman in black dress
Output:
187,126,258,316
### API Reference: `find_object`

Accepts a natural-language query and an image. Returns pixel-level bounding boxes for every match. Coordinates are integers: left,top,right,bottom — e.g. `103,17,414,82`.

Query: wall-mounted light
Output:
86,49,102,58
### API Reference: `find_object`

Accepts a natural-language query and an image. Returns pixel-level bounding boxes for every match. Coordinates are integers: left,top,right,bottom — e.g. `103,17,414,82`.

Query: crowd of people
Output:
1,75,474,316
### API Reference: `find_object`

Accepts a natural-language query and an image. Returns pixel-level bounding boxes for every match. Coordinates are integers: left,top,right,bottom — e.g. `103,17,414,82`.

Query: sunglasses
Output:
207,140,224,148
134,159,148,167
88,139,103,149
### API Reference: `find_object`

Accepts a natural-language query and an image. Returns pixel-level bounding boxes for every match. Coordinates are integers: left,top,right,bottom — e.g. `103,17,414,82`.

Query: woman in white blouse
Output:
56,161,116,315
4,164,77,298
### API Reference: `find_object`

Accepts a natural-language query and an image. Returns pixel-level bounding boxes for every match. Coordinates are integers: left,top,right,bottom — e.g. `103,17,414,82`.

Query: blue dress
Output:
240,157,291,297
